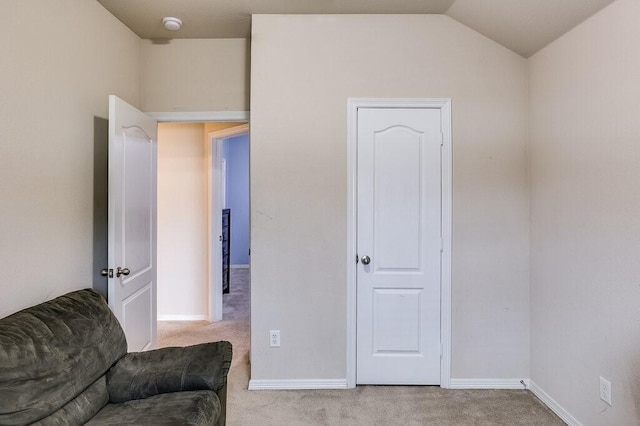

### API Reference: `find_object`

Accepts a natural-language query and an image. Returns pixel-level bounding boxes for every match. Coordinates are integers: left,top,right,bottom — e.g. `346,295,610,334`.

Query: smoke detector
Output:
162,17,183,31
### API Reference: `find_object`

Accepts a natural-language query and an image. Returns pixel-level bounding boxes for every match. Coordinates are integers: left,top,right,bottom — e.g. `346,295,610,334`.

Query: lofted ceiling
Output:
97,0,616,57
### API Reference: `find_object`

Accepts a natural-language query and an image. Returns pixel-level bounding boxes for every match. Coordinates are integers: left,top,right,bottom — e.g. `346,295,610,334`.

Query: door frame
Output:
148,111,249,323
346,98,452,388
207,124,250,321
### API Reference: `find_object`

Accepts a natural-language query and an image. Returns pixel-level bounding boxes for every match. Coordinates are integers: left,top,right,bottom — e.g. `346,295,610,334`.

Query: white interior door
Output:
356,107,442,384
108,95,158,352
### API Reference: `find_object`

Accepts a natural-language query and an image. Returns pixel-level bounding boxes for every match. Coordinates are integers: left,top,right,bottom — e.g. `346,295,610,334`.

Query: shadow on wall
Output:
92,116,109,298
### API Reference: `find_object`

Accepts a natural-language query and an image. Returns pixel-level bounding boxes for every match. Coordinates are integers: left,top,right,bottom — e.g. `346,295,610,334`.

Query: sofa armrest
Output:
106,341,232,404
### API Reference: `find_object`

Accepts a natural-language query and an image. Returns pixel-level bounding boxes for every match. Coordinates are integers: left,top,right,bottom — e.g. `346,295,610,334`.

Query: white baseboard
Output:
230,264,250,269
529,380,582,426
248,379,348,391
449,378,529,389
157,315,208,321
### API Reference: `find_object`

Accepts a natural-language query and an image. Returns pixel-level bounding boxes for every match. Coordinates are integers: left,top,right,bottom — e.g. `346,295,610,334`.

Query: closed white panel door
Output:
108,95,158,352
357,107,442,384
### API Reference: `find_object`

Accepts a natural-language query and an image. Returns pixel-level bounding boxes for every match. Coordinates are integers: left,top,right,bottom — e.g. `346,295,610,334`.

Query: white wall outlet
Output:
600,376,612,406
270,330,280,347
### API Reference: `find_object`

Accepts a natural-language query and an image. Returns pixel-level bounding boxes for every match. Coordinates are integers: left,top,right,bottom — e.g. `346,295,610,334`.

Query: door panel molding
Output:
346,98,452,388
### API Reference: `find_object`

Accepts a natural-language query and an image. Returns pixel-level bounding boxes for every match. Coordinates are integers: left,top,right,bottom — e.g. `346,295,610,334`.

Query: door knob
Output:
116,267,130,278
361,255,371,265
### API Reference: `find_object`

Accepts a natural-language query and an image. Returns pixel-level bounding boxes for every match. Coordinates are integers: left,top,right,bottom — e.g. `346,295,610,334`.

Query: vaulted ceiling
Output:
97,0,616,57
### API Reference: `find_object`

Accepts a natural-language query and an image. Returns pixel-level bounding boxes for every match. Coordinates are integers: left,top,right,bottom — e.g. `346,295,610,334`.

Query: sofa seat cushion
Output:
85,390,221,426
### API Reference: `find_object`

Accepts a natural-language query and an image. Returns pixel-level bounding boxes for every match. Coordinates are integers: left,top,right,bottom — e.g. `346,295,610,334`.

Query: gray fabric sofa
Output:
0,289,232,425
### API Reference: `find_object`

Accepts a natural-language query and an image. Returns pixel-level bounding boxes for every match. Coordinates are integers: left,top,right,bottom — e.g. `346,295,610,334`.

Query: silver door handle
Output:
116,267,130,278
361,256,371,265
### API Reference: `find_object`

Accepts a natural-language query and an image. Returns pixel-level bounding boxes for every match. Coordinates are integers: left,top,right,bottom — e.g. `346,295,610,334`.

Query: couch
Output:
0,289,232,425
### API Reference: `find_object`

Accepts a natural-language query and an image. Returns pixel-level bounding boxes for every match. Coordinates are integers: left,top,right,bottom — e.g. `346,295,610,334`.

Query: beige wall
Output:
250,15,530,381
0,0,141,317
157,123,208,319
141,39,249,113
529,0,640,423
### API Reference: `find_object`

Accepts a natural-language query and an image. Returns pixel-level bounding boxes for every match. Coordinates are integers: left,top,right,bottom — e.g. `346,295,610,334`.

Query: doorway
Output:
155,120,251,372
346,98,452,388
209,126,250,321
155,122,248,324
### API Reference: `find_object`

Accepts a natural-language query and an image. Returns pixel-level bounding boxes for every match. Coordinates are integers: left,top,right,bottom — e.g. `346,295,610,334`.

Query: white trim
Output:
346,98,452,389
157,315,208,321
440,99,452,388
147,111,249,123
449,378,530,390
346,100,358,388
530,380,583,426
208,123,250,140
248,379,348,391
231,264,250,269
208,124,251,323
207,134,223,323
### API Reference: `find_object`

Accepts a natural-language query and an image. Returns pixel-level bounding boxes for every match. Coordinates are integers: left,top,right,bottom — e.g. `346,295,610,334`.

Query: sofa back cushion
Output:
0,289,127,425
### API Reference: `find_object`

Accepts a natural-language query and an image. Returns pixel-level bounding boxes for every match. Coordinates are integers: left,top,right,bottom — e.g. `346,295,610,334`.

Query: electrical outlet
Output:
600,376,612,406
270,330,280,347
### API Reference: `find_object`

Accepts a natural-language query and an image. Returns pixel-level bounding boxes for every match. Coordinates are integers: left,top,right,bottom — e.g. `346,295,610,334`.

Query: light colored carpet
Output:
158,269,563,425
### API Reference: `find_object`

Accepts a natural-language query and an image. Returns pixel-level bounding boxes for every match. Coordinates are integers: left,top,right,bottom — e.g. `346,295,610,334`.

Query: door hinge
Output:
440,132,444,146
440,238,444,253
440,342,443,359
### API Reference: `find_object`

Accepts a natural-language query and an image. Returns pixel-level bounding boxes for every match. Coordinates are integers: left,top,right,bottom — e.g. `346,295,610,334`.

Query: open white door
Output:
108,95,158,351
